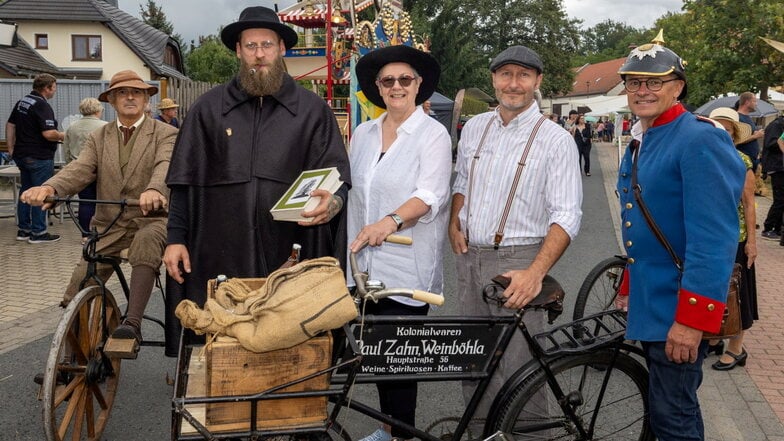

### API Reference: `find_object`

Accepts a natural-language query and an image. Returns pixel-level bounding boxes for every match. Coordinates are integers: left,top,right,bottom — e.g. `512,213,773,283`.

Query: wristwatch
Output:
387,213,403,231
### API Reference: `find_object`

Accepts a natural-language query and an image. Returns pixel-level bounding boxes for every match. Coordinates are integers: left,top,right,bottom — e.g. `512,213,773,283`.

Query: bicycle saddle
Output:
490,274,565,323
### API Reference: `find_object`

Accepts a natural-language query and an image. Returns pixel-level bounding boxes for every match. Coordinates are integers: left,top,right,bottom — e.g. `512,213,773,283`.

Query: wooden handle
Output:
412,290,444,306
385,235,413,245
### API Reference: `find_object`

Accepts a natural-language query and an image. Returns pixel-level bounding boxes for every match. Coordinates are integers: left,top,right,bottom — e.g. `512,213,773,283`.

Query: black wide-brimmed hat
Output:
356,45,440,109
221,6,298,50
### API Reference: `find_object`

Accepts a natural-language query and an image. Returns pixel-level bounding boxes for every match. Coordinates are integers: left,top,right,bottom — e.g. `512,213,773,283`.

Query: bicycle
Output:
171,239,652,441
572,255,628,322
36,196,165,441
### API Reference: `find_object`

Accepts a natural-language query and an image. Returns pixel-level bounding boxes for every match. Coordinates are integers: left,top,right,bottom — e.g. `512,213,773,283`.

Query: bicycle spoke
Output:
89,295,103,351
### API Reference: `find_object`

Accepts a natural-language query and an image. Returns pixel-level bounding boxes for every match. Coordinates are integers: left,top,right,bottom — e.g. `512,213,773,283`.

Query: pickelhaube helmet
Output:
618,30,687,100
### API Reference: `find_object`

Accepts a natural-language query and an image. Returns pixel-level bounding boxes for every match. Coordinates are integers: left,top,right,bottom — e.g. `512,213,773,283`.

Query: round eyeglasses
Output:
624,78,680,93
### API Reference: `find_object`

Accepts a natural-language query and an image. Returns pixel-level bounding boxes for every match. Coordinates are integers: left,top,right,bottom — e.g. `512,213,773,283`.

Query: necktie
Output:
120,126,135,145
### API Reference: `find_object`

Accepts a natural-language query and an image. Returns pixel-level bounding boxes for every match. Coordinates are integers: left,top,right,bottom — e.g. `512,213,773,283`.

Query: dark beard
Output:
239,56,286,96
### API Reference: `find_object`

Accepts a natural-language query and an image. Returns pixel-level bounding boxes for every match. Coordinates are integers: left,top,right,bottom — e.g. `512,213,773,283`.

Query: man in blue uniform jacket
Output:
615,32,745,440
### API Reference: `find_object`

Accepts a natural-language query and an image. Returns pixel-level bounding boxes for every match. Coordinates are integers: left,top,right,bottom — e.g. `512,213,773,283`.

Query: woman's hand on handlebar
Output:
164,244,191,284
139,189,168,215
349,217,399,253
20,185,56,209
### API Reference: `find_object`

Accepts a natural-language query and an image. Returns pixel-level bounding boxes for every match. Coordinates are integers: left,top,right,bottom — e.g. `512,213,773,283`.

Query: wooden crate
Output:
201,277,332,433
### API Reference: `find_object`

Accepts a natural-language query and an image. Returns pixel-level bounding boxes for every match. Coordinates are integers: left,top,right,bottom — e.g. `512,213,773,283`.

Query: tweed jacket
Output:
45,116,178,246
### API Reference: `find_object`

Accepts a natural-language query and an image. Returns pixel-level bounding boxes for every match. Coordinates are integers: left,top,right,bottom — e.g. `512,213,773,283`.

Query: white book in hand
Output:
270,167,343,222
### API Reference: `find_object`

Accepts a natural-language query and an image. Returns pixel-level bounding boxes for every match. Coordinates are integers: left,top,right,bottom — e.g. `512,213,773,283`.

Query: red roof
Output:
564,57,626,97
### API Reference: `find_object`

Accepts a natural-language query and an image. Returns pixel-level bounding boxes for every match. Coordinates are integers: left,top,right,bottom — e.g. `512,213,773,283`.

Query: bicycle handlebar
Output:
44,196,140,207
350,235,444,306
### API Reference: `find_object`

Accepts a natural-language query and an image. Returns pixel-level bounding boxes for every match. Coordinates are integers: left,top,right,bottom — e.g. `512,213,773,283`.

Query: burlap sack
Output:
176,257,357,352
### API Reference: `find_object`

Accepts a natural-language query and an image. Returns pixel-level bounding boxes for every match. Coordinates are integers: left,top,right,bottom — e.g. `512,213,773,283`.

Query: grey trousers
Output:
456,244,547,430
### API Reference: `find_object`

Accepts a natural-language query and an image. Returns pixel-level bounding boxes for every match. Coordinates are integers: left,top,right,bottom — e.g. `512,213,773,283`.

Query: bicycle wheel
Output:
42,286,122,441
491,349,653,440
573,257,626,321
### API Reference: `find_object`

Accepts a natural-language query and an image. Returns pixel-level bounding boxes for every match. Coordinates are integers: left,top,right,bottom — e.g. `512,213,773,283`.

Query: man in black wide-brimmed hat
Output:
162,6,351,355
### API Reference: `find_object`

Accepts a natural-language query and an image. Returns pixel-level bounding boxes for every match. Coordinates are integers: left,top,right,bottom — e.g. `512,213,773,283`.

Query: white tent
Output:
572,95,630,116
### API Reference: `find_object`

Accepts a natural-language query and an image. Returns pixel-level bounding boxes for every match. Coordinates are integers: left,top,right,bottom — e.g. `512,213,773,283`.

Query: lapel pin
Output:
226,128,232,136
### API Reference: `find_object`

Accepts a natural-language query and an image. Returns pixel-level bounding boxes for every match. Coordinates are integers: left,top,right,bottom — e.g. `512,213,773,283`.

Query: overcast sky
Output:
123,0,685,46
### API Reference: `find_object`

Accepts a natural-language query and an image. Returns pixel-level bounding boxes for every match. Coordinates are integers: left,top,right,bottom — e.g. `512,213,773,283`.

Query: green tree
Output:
574,20,649,65
656,0,784,105
139,0,185,53
407,0,580,99
185,34,238,83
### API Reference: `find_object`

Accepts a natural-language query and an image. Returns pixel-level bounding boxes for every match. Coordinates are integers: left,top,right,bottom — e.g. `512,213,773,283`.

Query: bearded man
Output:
162,6,351,355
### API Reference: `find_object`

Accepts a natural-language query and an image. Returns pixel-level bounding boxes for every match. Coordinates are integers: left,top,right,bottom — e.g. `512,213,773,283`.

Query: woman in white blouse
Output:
349,45,452,441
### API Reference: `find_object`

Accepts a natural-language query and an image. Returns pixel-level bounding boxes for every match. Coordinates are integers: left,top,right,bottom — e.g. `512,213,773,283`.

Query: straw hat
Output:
98,70,158,102
709,107,753,145
157,98,179,110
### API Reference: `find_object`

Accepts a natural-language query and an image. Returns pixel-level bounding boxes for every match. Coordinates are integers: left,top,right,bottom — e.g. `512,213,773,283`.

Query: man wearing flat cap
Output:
162,6,350,355
449,45,582,427
22,69,179,350
614,33,744,440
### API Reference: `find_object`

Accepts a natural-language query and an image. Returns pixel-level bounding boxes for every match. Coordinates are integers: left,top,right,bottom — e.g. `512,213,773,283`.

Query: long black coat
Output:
163,74,350,355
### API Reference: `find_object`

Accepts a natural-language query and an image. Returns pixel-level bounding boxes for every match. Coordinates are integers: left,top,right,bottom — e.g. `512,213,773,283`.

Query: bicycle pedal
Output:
104,336,140,359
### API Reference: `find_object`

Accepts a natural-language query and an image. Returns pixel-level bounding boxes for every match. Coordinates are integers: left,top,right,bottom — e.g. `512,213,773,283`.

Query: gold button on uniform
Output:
628,257,635,264
625,221,632,228
625,240,633,247
707,304,715,311
688,297,697,305
626,203,633,209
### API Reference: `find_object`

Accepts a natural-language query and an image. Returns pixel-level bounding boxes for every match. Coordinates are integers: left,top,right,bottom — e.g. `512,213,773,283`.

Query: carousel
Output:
277,0,430,140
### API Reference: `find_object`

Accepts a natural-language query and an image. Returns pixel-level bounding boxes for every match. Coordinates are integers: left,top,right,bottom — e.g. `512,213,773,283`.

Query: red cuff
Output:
674,287,726,333
617,266,630,296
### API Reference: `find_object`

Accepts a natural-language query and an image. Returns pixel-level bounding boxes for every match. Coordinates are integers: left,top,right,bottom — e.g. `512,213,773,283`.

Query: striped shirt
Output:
452,103,583,246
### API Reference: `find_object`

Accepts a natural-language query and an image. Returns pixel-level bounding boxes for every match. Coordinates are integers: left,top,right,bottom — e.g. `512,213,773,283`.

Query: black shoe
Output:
111,322,142,344
16,230,31,241
28,232,61,244
707,340,725,356
712,349,748,371
761,230,781,241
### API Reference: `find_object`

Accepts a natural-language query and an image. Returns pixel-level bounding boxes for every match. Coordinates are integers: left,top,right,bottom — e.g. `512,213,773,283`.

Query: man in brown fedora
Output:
162,6,350,355
22,69,179,352
155,97,180,128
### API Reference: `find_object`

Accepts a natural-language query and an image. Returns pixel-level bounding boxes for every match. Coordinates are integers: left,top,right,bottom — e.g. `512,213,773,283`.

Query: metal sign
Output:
351,321,505,375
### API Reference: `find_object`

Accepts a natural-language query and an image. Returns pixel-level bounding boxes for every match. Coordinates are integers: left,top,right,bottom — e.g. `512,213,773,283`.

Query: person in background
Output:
22,70,177,348
760,112,784,242
449,45,582,433
155,98,180,128
706,107,758,371
564,109,578,133
596,118,606,142
62,97,107,238
162,6,350,357
6,73,65,243
422,98,435,116
614,34,745,440
349,45,451,441
574,115,592,176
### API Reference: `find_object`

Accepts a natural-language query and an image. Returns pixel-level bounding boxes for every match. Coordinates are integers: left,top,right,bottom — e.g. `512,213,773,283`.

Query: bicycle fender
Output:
483,357,546,435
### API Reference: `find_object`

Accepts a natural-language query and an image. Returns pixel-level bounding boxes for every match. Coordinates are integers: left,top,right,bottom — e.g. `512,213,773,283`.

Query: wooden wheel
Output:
42,286,122,441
